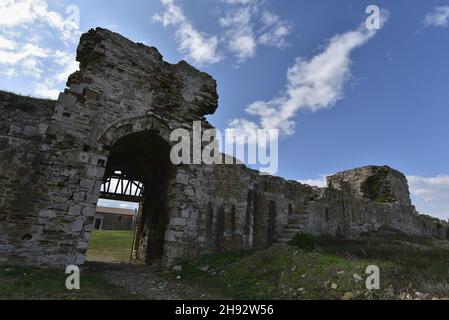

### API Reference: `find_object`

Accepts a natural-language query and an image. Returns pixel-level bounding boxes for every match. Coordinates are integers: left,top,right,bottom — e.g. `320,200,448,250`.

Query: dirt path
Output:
84,261,224,300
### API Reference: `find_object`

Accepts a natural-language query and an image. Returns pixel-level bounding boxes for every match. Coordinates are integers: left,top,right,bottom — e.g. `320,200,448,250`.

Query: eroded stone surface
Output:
0,28,447,268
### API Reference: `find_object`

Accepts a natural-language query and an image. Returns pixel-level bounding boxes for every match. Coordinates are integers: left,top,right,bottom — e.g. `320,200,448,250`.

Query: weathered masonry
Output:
0,28,448,267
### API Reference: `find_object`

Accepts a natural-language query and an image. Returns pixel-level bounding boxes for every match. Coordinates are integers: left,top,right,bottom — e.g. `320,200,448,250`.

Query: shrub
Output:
288,233,317,251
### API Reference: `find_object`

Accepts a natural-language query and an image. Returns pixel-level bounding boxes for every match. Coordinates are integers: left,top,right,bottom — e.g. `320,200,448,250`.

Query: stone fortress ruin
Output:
0,28,448,268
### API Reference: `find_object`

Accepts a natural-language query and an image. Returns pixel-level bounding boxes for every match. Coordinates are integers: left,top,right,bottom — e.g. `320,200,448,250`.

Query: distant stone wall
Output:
324,166,447,238
0,29,447,268
327,166,412,206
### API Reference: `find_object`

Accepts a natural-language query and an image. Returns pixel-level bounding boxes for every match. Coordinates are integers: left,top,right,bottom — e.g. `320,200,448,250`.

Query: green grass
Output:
86,230,134,263
174,234,449,300
0,265,136,300
3,232,448,300
0,230,137,300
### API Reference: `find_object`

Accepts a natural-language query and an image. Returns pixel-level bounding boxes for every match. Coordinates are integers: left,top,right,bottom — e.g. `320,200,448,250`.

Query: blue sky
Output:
0,0,448,219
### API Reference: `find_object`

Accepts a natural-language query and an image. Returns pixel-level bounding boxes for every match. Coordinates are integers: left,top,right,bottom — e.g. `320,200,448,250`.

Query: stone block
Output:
39,210,56,219
73,191,85,202
164,230,176,242
71,219,85,233
68,205,82,216
82,206,96,217
171,218,187,227
80,178,94,191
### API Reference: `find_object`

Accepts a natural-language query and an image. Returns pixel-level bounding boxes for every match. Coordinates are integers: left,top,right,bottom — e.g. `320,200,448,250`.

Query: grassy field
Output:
86,230,134,263
0,230,137,300
0,265,136,300
173,233,449,300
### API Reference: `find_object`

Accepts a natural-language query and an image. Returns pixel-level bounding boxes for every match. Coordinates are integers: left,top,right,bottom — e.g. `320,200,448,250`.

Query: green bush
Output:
288,233,317,251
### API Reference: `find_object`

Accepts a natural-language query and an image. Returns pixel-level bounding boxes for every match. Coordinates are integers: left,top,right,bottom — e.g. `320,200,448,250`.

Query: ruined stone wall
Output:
0,92,55,265
321,166,448,239
0,28,219,266
0,29,447,268
188,164,448,261
327,166,412,206
304,188,447,238
166,163,319,263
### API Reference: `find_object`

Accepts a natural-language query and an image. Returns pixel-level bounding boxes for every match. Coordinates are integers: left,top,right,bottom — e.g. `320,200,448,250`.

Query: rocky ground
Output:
84,261,224,300
171,233,449,300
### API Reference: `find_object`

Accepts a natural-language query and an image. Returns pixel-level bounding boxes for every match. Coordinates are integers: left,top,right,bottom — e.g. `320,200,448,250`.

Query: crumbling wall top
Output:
0,91,55,138
327,166,412,206
70,27,218,119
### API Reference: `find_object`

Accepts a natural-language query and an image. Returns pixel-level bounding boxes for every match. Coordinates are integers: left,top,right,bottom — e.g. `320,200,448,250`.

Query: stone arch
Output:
98,115,173,150
80,115,179,263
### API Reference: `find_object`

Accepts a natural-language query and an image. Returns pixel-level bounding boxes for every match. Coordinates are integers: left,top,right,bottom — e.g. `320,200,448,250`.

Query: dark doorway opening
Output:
87,130,174,264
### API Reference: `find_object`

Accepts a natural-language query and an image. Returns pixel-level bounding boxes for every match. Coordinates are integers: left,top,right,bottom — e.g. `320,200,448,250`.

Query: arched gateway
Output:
0,28,223,267
1,28,447,268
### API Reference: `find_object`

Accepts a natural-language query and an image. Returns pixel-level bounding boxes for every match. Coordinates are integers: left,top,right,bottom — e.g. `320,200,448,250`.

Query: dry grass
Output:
175,233,449,300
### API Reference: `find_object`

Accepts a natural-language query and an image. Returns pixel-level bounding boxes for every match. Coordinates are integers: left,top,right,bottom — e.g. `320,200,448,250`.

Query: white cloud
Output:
52,50,79,82
0,42,49,65
34,80,61,99
219,6,257,61
1,68,16,78
0,36,17,50
220,0,292,63
0,42,50,80
0,0,80,99
423,6,449,27
31,50,78,99
0,0,80,42
153,0,222,65
153,0,291,64
229,22,379,136
258,10,291,48
97,199,139,211
407,175,449,220
298,175,328,188
0,42,78,99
